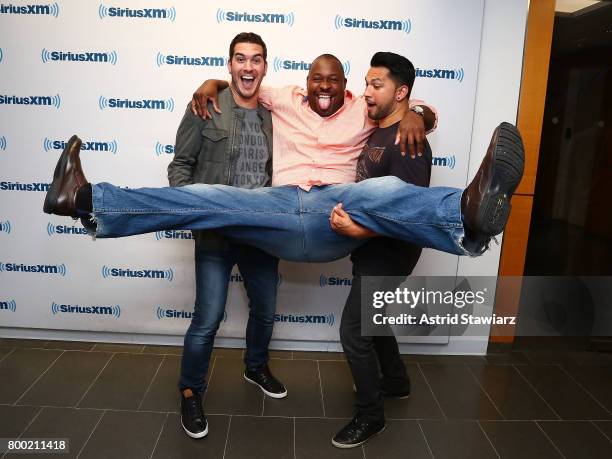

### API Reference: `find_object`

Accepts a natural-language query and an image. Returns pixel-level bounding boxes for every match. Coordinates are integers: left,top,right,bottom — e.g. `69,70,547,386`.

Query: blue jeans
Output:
179,241,279,394
92,176,470,261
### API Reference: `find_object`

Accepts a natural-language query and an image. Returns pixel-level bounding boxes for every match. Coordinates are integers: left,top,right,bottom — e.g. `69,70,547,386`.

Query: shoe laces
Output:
184,393,204,419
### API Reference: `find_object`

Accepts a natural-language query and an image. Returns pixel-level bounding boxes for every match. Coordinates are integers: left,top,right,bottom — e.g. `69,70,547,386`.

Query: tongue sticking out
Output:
318,96,331,110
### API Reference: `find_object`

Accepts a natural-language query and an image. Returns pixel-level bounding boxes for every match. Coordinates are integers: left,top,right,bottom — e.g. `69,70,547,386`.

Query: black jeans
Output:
340,239,419,422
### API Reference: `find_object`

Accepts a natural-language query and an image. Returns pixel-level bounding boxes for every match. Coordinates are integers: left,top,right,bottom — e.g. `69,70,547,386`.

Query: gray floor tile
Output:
593,420,612,441
43,340,96,351
4,407,103,459
78,410,166,459
318,360,355,418
563,365,612,412
140,355,182,413
523,350,577,366
91,343,145,353
405,354,486,365
539,420,612,459
225,415,293,459
268,350,293,359
384,364,444,420
211,347,244,359
419,364,502,420
568,351,612,366
79,353,163,410
0,405,41,437
293,351,346,360
420,420,498,459
18,351,112,407
0,339,47,349
364,420,432,458
0,347,13,361
479,421,562,459
294,417,362,459
483,351,530,365
263,359,324,417
517,365,610,420
0,348,62,404
204,358,263,415
468,365,557,419
143,345,183,355
151,413,230,459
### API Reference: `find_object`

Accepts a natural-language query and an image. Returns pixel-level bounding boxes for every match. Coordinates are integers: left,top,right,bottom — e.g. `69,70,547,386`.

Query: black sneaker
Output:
332,415,386,449
180,392,208,439
244,364,287,398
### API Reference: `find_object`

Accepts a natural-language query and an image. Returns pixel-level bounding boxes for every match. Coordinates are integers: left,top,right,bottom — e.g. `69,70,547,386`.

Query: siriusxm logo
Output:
0,181,50,192
216,9,294,26
98,4,176,21
154,142,174,156
273,57,351,75
0,94,61,108
432,155,457,169
0,2,59,16
0,262,67,276
51,302,121,318
319,275,352,287
156,52,226,68
0,135,7,150
0,299,17,312
99,96,175,112
334,15,410,33
154,230,193,240
415,67,465,82
155,306,227,322
101,265,174,281
228,271,283,286
274,313,335,327
47,222,88,237
0,219,11,234
44,137,118,154
41,48,118,65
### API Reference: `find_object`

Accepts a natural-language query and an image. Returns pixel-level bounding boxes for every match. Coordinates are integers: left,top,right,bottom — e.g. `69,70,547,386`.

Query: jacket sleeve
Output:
167,105,204,187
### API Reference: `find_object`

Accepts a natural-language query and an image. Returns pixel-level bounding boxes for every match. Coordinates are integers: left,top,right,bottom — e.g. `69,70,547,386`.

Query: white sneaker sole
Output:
243,374,288,399
181,418,209,439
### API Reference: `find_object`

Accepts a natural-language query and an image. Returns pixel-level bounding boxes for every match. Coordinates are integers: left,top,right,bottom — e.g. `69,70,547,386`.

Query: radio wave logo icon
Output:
101,265,111,279
319,275,328,287
98,4,108,18
46,222,56,236
156,52,165,67
49,2,59,17
0,135,6,150
433,155,456,170
342,61,351,76
165,268,174,281
216,8,225,22
273,57,282,72
0,220,11,234
43,137,53,152
51,94,61,109
325,314,335,327
98,96,109,110
454,68,465,82
58,263,67,277
0,47,3,63
154,142,174,156
0,299,17,312
156,306,165,320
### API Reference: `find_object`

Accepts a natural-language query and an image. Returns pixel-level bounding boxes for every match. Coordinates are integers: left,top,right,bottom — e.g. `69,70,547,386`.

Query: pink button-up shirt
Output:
258,85,436,189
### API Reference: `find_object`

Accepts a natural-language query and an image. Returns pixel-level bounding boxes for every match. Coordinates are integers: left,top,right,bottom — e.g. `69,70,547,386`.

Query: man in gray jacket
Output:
167,32,286,440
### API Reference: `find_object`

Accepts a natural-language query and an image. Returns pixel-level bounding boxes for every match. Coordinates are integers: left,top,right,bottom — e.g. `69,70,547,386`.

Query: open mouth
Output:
317,94,332,110
240,75,255,90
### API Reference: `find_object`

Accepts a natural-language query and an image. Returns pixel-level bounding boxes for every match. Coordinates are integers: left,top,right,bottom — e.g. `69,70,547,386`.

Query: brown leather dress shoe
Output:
43,135,89,217
462,122,524,244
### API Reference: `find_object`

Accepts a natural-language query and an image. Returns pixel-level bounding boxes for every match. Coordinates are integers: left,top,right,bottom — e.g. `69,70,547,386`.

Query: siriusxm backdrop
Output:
0,0,526,350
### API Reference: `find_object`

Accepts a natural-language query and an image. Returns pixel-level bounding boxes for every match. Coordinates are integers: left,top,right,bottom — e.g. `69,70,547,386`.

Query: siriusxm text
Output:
274,314,328,324
223,12,286,23
107,7,168,18
0,4,52,14
107,268,167,278
2,263,61,273
342,18,403,30
0,95,54,106
50,140,113,152
163,55,225,66
1,181,50,191
47,51,110,62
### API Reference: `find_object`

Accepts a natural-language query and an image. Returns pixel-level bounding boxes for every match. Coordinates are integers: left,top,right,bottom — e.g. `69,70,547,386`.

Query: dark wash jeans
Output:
179,241,279,394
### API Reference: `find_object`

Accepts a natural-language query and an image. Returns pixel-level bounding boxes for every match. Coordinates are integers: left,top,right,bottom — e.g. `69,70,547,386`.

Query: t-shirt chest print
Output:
356,145,386,182
230,109,270,188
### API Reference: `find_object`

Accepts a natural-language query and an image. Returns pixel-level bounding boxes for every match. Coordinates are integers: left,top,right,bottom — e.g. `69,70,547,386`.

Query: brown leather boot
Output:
461,123,524,248
43,135,89,217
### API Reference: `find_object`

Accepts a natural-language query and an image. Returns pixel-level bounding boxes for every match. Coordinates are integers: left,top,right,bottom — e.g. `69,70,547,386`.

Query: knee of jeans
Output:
187,310,225,337
248,306,275,325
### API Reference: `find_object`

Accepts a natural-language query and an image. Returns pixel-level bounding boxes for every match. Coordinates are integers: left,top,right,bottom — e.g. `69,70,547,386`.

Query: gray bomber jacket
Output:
167,88,273,248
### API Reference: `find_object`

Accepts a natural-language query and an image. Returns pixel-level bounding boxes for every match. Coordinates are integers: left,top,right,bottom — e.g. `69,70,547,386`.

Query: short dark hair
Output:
229,32,267,62
370,52,415,97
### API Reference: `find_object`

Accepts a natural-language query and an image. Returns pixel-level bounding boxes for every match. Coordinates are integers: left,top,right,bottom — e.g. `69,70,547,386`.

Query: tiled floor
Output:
0,338,610,458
